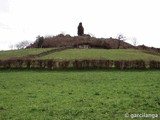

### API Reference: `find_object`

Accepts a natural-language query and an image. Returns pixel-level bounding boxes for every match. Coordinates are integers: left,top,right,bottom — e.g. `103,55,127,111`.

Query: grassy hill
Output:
0,48,160,62
38,49,160,61
0,48,52,60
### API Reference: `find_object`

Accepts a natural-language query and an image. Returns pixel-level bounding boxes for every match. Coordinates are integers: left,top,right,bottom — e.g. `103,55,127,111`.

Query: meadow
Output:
39,49,160,61
0,48,52,60
0,48,160,62
0,69,160,120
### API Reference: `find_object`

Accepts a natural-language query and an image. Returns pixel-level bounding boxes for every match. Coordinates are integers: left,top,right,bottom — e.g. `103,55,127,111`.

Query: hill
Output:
0,48,160,62
0,48,52,60
28,34,160,54
0,35,160,69
29,34,135,49
38,49,160,61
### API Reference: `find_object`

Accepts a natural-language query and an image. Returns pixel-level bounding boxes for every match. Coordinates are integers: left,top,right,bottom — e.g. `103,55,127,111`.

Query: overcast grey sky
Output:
0,0,160,50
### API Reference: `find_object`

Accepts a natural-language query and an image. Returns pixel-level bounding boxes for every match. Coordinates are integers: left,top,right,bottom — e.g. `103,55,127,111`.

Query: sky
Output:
0,0,160,50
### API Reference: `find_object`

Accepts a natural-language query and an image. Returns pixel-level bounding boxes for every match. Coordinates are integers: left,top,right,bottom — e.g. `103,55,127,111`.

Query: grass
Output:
0,48,52,60
39,49,160,61
1,48,160,61
0,69,160,119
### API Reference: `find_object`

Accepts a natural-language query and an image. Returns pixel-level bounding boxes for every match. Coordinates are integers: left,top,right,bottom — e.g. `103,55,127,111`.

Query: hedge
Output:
0,59,160,69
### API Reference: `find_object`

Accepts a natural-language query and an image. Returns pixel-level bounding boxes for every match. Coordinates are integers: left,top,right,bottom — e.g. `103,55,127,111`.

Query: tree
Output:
117,34,126,41
117,34,126,49
15,40,30,49
36,35,44,48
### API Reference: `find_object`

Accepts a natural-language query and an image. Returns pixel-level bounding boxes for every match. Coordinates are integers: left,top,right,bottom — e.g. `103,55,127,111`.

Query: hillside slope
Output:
1,48,160,61
0,48,52,60
38,49,160,61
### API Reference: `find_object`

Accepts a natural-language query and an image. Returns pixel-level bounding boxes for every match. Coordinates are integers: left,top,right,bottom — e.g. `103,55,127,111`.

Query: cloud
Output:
0,0,10,13
0,22,10,29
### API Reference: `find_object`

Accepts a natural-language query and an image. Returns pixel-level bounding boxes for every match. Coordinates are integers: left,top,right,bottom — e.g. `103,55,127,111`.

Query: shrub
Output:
90,60,98,68
73,60,82,68
16,59,24,68
24,59,31,68
82,60,90,68
149,61,160,69
114,60,122,69
58,61,70,68
0,59,156,69
104,60,111,68
37,60,44,68
47,60,53,69
135,60,146,69
2,60,10,68
114,60,146,69
90,39,111,49
0,60,2,68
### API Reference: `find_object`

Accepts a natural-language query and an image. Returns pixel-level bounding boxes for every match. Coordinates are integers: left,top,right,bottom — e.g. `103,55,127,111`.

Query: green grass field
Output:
39,49,160,61
1,48,160,61
0,48,52,60
0,69,160,119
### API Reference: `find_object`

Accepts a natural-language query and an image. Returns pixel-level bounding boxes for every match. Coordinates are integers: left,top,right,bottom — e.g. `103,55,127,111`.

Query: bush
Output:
0,60,2,68
114,60,146,69
73,60,83,68
114,60,123,69
24,59,31,68
1,59,159,69
149,61,160,69
134,60,146,69
46,60,52,69
58,61,70,68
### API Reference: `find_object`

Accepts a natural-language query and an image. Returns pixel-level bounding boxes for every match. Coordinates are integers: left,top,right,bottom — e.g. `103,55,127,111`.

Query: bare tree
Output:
15,40,30,49
117,34,126,49
117,34,126,41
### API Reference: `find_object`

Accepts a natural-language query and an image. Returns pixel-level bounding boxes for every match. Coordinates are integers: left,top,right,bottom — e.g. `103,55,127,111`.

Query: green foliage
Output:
40,49,160,61
0,69,160,119
149,61,160,68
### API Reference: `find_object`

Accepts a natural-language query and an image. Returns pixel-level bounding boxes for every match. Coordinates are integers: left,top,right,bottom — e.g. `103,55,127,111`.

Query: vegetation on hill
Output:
29,34,134,49
0,48,52,60
0,48,160,69
27,34,160,54
39,49,160,61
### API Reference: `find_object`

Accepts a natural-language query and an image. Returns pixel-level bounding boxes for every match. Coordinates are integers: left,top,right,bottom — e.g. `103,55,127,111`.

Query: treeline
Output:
0,59,160,69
